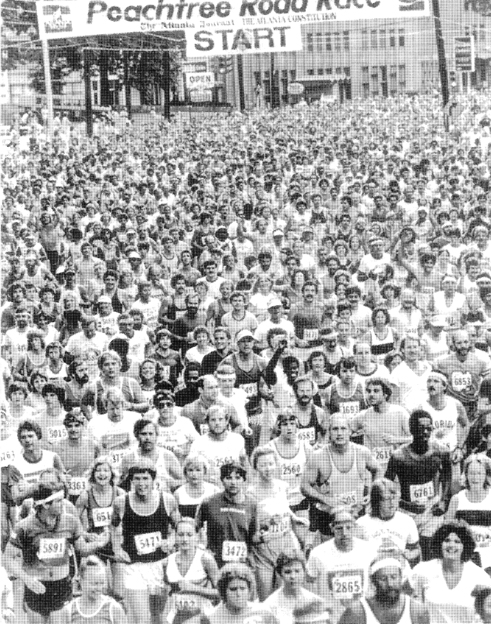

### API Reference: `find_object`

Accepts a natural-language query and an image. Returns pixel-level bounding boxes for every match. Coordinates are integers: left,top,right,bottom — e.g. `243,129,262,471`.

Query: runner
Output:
111,459,179,624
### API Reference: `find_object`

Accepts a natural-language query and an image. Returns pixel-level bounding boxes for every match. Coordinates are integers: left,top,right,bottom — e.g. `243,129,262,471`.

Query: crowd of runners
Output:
1,89,491,624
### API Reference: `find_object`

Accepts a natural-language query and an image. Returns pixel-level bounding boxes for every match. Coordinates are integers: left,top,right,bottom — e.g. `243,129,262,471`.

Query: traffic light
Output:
449,69,457,87
218,56,234,74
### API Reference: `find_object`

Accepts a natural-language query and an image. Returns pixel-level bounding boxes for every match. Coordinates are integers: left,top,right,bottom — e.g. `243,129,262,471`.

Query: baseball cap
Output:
428,315,447,327
97,295,111,304
272,229,284,237
236,329,256,342
128,251,141,259
267,298,282,309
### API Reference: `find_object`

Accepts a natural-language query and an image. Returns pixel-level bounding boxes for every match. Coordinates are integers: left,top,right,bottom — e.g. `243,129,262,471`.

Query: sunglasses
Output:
157,400,174,408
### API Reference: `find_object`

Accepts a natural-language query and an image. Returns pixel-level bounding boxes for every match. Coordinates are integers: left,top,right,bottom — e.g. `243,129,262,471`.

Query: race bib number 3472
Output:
222,540,247,562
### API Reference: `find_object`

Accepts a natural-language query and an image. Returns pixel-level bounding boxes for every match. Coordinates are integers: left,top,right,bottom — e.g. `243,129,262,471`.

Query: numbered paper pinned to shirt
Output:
134,531,162,556
222,540,247,562
38,537,66,560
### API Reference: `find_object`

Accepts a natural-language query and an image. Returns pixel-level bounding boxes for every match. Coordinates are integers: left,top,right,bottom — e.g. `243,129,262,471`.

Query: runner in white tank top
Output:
339,558,429,624
356,596,414,624
62,556,126,624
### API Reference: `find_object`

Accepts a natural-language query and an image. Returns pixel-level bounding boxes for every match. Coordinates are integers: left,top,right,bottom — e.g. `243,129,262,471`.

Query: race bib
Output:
339,490,357,506
451,371,472,392
332,573,363,598
108,449,129,467
134,531,162,555
409,481,434,504
339,401,360,416
373,447,392,463
297,427,315,443
0,448,16,467
269,516,290,536
38,537,66,560
46,426,68,444
304,328,319,341
281,463,302,477
248,414,261,427
216,455,234,468
473,526,491,549
175,595,198,612
67,477,88,496
92,507,113,528
240,383,257,398
222,540,247,562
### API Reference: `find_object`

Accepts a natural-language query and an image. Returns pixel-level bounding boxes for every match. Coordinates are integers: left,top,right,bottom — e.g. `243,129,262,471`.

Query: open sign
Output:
186,72,215,91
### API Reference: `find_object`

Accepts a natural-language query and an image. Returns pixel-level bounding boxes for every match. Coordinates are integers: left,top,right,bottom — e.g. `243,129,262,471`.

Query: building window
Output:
253,71,261,86
399,28,405,47
361,66,369,82
344,67,350,78
307,69,314,76
343,31,349,50
361,30,368,49
379,29,386,48
326,67,333,75
290,70,296,81
334,32,341,51
326,33,332,51
389,29,396,47
481,24,486,42
362,84,370,98
307,33,313,53
371,30,378,49
317,68,324,75
317,33,323,53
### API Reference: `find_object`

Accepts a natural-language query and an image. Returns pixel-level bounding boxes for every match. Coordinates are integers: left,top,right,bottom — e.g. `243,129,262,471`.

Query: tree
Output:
1,0,183,113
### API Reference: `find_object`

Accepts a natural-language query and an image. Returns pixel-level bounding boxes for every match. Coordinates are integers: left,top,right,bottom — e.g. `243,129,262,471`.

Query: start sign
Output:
186,72,215,90
186,24,302,56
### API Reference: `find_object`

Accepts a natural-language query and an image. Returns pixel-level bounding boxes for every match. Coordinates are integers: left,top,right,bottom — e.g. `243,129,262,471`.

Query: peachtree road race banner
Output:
37,0,430,40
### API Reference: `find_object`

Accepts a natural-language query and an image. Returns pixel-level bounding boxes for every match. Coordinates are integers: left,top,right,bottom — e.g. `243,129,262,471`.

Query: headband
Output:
428,372,448,386
370,558,402,576
34,489,64,507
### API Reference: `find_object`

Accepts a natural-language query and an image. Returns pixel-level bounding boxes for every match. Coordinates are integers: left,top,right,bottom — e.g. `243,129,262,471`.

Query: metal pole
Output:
431,0,450,108
41,39,54,139
84,49,93,137
237,54,245,111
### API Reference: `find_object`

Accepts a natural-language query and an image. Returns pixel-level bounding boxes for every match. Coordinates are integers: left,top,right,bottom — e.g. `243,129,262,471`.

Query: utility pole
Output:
432,0,450,108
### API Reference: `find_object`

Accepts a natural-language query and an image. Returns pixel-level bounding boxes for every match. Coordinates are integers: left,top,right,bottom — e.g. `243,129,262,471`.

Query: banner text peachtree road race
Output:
37,0,430,39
